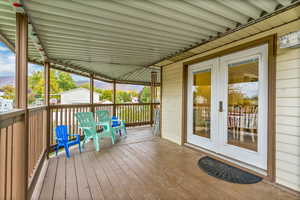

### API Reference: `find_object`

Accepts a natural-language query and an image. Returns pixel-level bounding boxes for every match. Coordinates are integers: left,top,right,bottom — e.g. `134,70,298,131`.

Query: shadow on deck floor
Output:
37,126,298,200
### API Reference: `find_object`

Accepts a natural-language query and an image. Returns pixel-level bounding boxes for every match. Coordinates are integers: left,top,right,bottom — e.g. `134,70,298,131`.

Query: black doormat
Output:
198,156,262,184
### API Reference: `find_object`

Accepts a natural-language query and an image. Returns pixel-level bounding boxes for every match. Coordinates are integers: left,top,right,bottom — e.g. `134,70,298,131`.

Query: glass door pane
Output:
193,70,211,139
227,58,259,151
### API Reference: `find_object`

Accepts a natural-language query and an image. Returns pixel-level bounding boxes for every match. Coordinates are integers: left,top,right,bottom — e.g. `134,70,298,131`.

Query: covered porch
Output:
37,126,297,200
0,0,300,200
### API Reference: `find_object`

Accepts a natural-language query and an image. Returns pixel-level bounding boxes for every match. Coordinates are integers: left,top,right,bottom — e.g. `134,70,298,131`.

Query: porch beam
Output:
113,80,116,116
90,73,94,112
14,12,29,200
150,71,157,125
44,61,50,158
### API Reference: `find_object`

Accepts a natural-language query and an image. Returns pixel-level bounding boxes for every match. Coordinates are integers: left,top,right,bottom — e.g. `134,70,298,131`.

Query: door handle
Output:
219,101,223,112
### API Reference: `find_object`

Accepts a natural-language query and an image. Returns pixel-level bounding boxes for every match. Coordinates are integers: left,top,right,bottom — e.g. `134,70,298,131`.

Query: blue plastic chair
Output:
112,116,127,137
55,125,81,158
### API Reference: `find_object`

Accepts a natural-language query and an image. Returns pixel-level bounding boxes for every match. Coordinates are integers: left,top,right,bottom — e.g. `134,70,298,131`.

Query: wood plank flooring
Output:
38,127,299,200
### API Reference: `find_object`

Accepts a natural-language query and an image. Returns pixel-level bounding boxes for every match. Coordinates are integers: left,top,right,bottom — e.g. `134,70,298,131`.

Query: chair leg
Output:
64,144,70,158
78,141,82,153
111,129,115,144
93,135,100,152
55,144,59,156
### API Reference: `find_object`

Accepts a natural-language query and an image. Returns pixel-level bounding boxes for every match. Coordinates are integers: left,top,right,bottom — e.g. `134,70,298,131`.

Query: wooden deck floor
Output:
38,127,298,200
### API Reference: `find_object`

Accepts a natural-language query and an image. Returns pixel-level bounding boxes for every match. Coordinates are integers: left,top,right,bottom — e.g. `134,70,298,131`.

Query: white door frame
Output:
187,44,268,170
219,44,268,170
187,58,219,151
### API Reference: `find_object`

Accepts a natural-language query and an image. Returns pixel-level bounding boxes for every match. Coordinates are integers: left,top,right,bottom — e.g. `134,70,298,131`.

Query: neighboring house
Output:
60,88,99,104
131,97,139,103
101,100,112,104
0,97,13,113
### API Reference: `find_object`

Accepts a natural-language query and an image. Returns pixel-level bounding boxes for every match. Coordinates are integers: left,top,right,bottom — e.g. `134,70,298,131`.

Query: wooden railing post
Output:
113,80,116,116
150,71,157,126
44,61,50,158
15,12,29,200
90,74,95,113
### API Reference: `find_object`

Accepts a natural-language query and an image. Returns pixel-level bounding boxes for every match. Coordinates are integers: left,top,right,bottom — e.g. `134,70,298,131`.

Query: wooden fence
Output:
0,109,26,200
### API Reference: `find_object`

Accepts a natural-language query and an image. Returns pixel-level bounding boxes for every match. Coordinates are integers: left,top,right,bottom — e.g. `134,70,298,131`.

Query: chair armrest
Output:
78,126,92,130
68,134,80,138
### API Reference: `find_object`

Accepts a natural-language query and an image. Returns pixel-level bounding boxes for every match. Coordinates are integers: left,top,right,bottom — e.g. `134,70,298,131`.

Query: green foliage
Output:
0,85,15,99
139,87,151,103
100,89,113,102
56,70,77,91
80,82,90,89
116,91,131,103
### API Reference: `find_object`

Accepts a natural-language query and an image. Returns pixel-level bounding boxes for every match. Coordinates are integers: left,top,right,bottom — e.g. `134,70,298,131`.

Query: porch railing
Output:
0,106,49,199
0,109,26,199
49,103,159,150
0,102,160,199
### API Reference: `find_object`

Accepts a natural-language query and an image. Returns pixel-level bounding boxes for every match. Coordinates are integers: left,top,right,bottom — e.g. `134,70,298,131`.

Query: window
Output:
49,69,90,104
116,83,145,103
0,41,15,113
93,79,113,104
28,63,44,107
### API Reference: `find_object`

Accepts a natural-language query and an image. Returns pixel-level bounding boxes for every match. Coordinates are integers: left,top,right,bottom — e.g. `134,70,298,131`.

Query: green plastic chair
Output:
95,110,126,137
75,112,114,152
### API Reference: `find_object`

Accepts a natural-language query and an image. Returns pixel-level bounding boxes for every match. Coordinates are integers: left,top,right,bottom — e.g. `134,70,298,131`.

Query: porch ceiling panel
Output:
0,0,297,84
0,0,41,63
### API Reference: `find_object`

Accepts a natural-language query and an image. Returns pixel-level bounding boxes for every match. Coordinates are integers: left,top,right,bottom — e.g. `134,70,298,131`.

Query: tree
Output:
80,82,90,90
139,87,151,103
56,71,77,91
0,85,15,99
28,71,44,95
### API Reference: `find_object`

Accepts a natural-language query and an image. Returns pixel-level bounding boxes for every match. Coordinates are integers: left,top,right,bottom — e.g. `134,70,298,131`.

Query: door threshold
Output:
184,143,268,177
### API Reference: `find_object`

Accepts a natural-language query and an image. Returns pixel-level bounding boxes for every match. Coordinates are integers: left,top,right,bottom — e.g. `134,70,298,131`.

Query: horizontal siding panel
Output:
276,88,300,98
276,78,300,89
276,134,300,145
277,58,300,71
277,48,300,62
276,177,300,192
276,68,300,79
276,151,300,166
276,98,300,107
276,106,300,117
276,170,300,186
276,142,300,156
276,160,300,176
276,116,300,126
276,124,300,136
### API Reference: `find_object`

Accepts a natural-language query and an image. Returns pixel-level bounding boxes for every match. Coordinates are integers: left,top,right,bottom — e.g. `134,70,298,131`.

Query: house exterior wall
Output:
161,21,300,191
61,88,99,104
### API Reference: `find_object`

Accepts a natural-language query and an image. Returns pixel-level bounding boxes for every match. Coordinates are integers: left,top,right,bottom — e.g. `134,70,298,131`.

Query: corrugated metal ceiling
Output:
0,0,299,84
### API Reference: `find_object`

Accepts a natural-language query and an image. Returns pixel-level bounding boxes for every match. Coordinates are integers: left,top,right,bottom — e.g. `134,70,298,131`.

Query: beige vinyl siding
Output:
276,47,300,192
161,20,300,191
161,63,183,145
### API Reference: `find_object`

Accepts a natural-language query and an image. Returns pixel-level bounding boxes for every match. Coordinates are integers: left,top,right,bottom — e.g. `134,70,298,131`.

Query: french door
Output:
187,44,268,170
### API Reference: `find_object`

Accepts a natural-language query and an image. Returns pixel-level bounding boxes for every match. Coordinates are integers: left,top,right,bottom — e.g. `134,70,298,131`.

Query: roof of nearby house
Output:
0,0,299,83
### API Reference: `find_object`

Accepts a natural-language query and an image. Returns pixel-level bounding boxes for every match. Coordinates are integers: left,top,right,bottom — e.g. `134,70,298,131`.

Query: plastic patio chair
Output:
95,110,126,137
112,115,127,137
55,125,81,158
75,112,114,152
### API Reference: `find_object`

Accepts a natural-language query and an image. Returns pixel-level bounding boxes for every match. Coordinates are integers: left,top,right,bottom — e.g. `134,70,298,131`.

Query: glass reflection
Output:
193,70,211,139
227,58,258,151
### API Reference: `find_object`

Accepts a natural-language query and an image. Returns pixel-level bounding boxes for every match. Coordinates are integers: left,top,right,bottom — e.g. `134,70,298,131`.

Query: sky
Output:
0,41,44,77
0,41,143,92
0,41,86,81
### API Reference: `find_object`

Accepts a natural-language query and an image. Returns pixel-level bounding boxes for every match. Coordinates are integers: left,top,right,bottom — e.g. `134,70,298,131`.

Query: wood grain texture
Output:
38,127,299,200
